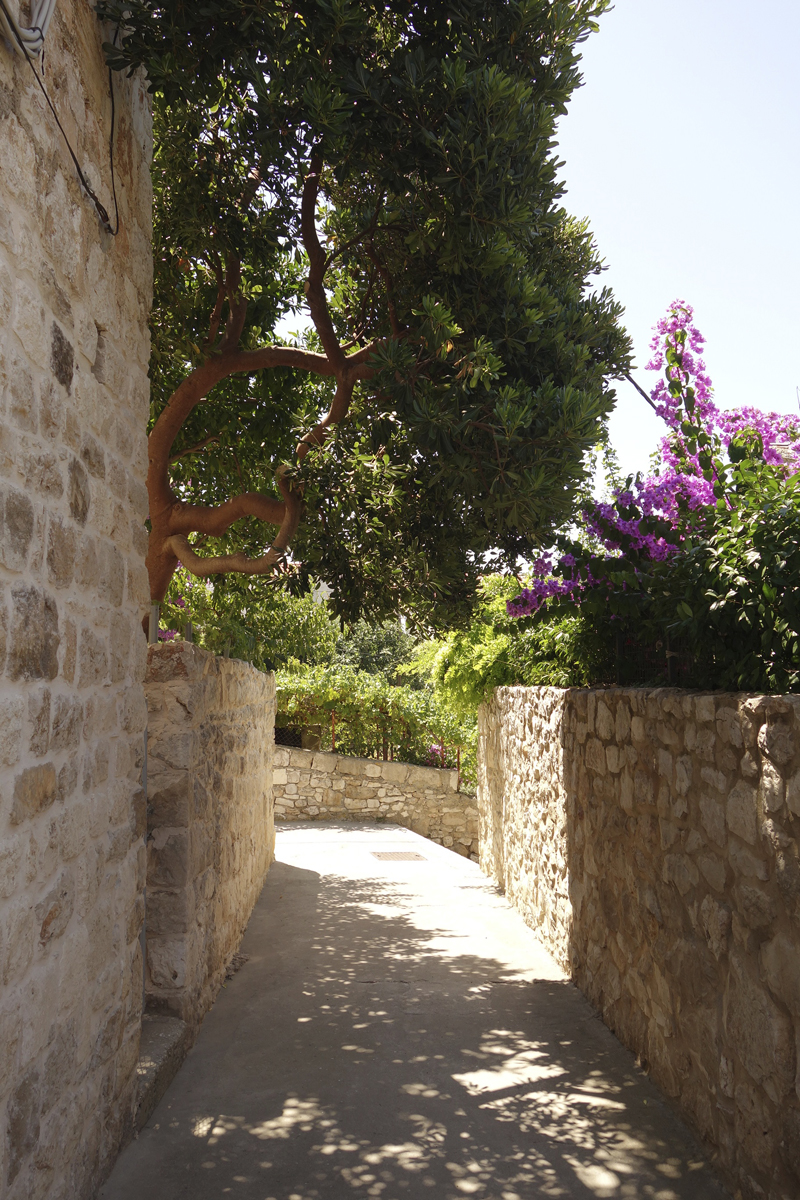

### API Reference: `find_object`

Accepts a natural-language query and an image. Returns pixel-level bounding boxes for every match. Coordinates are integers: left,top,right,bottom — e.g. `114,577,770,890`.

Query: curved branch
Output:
297,378,356,462
164,472,301,581
168,491,286,537
147,343,336,522
165,535,287,578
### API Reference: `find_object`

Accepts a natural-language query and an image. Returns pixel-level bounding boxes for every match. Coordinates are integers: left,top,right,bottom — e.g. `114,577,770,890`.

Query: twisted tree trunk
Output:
144,156,386,617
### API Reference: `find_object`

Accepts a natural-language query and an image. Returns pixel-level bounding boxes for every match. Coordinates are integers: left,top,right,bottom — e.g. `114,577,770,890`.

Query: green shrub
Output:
275,664,477,787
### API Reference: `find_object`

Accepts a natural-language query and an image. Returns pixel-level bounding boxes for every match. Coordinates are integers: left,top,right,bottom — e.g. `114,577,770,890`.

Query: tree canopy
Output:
98,0,631,629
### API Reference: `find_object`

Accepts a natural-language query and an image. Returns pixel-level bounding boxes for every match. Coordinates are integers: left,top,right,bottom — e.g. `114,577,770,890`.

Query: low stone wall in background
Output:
274,747,478,859
478,686,800,1200
144,643,275,1029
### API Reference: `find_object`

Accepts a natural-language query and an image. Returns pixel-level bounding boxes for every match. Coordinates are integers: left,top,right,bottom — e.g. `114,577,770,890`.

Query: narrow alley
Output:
100,823,728,1200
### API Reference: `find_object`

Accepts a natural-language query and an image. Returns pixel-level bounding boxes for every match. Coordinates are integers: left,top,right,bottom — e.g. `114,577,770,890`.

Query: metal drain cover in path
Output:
371,851,426,861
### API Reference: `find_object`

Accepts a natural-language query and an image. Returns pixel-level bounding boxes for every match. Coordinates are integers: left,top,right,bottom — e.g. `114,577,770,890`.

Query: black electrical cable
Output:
0,0,119,235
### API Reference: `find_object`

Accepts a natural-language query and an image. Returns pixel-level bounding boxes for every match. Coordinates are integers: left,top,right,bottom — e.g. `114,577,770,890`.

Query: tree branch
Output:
301,154,348,375
624,371,660,415
218,257,248,354
165,535,288,578
168,491,286,538
366,243,403,338
202,255,226,351
169,434,221,464
163,469,301,580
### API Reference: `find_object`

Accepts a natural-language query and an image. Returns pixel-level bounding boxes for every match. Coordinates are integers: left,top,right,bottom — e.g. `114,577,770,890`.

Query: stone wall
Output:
478,687,800,1200
0,5,152,1197
144,643,275,1029
274,747,478,858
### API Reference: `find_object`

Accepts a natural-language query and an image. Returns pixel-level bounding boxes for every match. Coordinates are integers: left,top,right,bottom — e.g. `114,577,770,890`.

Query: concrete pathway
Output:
101,823,729,1200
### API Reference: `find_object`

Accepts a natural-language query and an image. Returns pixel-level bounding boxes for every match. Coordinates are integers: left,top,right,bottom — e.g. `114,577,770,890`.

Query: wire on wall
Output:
0,0,119,236
0,0,57,56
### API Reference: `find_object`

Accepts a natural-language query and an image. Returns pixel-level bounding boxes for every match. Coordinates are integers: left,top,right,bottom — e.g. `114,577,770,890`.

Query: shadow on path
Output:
101,823,729,1200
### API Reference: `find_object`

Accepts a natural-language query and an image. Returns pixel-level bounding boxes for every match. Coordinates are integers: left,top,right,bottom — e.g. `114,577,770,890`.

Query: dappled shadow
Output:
101,824,726,1200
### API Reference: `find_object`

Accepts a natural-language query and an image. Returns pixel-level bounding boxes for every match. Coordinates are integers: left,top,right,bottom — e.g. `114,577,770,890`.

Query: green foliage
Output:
99,0,631,627
160,567,339,668
403,575,611,714
275,664,477,785
334,619,417,678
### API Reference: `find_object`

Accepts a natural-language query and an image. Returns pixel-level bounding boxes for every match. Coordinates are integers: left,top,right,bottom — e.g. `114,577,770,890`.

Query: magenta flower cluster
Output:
508,300,800,619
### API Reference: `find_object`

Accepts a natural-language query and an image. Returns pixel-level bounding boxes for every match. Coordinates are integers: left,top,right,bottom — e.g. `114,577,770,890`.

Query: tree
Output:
99,0,631,629
334,618,416,678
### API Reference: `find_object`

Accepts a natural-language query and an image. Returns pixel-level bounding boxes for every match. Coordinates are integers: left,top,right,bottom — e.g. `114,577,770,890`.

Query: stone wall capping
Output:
478,684,800,1200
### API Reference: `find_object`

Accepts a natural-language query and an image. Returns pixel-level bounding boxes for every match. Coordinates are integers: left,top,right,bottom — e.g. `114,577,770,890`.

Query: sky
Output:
556,0,800,477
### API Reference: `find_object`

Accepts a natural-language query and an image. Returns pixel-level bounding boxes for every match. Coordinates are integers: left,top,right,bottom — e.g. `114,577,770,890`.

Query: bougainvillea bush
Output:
509,301,800,693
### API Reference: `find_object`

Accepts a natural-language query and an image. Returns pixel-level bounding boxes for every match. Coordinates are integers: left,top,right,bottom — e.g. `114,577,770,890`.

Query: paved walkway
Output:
101,823,729,1200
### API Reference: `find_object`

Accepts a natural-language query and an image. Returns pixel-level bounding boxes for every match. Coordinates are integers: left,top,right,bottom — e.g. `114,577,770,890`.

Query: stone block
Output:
406,765,440,789
727,951,795,1091
734,883,777,931
11,761,57,824
77,626,108,688
50,693,82,751
700,794,726,847
1,488,34,570
146,888,191,936
697,854,727,893
761,933,800,1018
585,737,605,773
148,830,190,889
380,761,409,784
699,894,731,959
733,1082,773,1176
5,1064,41,1185
7,583,60,681
728,841,768,882
727,781,758,845
595,701,614,741
758,719,795,767
148,730,199,772
663,853,699,896
758,761,785,814
605,745,624,774
0,695,24,767
35,869,75,944
27,686,51,756
147,938,188,991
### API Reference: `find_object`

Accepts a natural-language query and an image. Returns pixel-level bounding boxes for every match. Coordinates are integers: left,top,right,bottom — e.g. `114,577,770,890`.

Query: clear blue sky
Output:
557,0,800,476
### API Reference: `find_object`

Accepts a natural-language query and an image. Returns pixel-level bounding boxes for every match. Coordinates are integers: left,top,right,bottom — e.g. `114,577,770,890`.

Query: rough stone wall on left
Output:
0,3,152,1197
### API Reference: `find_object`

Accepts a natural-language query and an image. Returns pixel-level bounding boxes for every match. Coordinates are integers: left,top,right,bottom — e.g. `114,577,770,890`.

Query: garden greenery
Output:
275,663,478,785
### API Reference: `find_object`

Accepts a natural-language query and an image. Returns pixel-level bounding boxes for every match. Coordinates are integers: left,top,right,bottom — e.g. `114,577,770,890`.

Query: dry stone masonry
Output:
0,4,152,1197
478,687,800,1200
274,747,478,859
144,642,275,1029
